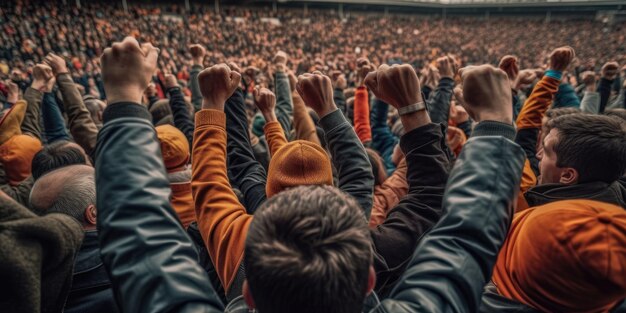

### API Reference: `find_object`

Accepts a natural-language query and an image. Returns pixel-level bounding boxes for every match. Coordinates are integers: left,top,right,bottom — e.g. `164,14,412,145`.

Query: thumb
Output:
230,71,241,90
363,71,378,94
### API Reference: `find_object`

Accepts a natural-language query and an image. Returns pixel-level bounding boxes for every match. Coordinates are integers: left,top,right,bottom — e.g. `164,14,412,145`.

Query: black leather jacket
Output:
95,102,523,313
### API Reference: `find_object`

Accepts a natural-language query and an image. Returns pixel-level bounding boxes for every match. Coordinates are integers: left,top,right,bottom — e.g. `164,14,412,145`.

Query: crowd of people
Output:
1,1,626,313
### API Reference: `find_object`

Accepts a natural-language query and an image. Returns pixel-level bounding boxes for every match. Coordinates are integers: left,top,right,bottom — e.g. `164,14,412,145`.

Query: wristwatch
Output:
398,101,426,115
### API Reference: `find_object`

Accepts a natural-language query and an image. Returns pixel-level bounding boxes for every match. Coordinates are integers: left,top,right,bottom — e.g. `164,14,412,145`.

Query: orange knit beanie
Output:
266,140,333,197
156,124,189,172
0,134,42,185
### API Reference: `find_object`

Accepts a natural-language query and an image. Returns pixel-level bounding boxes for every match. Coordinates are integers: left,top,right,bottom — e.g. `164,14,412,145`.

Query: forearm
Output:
319,109,374,217
383,122,524,312
597,78,614,113
334,88,348,121
190,65,203,111
516,76,560,129
192,109,252,292
96,102,222,313
292,91,321,145
370,99,399,175
225,89,268,214
22,87,44,140
263,121,289,156
167,86,195,149
427,77,455,126
354,86,372,143
42,92,70,143
57,73,98,156
580,91,600,114
274,71,293,134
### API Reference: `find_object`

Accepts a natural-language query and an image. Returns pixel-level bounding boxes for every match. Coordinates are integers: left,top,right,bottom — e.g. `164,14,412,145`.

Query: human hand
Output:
459,65,512,124
581,71,596,91
288,72,297,92
254,87,277,122
498,55,519,89
144,82,157,98
330,70,347,90
197,63,241,111
31,64,55,92
437,55,458,79
164,73,179,89
43,53,69,76
101,36,159,104
296,71,337,118
548,46,575,72
601,61,620,80
189,44,206,66
356,58,374,87
5,80,18,103
514,69,537,90
449,103,469,125
274,51,288,72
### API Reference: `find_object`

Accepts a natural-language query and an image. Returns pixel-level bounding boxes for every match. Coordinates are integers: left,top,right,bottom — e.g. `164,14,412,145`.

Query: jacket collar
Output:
525,179,626,208
74,230,102,273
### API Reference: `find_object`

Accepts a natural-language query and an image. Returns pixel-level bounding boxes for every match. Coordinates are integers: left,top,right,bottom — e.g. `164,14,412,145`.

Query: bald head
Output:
30,165,96,228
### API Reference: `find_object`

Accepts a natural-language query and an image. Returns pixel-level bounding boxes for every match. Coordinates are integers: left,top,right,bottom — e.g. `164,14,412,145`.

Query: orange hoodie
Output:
514,76,560,212
354,86,372,143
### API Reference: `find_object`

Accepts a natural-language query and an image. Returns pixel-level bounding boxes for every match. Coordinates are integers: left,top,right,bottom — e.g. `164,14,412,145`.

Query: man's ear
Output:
366,265,376,296
559,167,579,185
84,204,97,225
243,279,256,309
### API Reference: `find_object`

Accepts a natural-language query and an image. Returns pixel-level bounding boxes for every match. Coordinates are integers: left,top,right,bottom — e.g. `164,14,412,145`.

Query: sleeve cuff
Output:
438,77,455,87
318,108,346,131
102,102,152,124
399,123,441,155
195,109,226,128
263,120,283,134
471,121,516,141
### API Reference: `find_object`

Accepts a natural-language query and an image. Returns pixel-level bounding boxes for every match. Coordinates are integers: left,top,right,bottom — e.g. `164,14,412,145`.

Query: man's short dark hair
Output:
549,114,626,183
605,108,626,122
31,141,86,180
244,185,371,313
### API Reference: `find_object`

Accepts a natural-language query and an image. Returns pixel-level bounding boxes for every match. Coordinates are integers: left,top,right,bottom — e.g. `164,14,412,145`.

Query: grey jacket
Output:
95,101,524,313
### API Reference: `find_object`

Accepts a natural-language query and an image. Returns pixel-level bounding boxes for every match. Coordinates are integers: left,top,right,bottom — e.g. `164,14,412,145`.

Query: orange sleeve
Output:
192,109,252,293
516,76,560,130
369,158,408,227
292,91,321,146
446,126,467,157
264,121,289,156
354,86,372,143
515,158,537,213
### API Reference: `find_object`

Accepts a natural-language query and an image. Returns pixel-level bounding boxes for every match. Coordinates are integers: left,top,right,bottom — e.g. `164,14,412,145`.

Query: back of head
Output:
493,199,626,312
266,140,333,197
547,114,626,183
31,140,87,180
605,108,626,122
83,96,106,128
29,165,95,222
155,124,190,172
0,134,42,185
245,185,371,313
149,99,173,126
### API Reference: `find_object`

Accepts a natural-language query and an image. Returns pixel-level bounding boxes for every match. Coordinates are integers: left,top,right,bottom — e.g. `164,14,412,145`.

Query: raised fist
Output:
254,87,277,122
356,58,374,87
364,64,422,110
31,64,55,92
189,44,206,65
5,80,18,103
274,51,288,72
197,63,241,111
144,82,157,98
548,46,575,72
601,62,620,80
330,70,347,90
498,55,519,87
101,36,159,104
164,73,178,89
437,55,458,79
459,65,512,124
514,69,537,90
449,103,469,125
43,53,69,76
288,72,297,92
296,71,337,118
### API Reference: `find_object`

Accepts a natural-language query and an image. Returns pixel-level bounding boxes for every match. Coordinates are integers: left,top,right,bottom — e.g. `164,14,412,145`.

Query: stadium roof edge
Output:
274,0,626,9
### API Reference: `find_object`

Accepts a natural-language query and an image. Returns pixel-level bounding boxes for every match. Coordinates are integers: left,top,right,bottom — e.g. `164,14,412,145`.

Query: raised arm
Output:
273,51,293,135
255,87,287,156
597,62,620,113
378,64,524,313
298,71,375,217
95,37,223,313
580,71,600,113
292,89,321,145
192,64,252,297
363,63,450,296
45,53,99,156
164,73,194,149
41,92,70,143
189,44,206,112
427,56,457,126
22,64,54,140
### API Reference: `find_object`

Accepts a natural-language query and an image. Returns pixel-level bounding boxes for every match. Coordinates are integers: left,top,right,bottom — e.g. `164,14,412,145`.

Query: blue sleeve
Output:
370,98,398,175
42,92,71,143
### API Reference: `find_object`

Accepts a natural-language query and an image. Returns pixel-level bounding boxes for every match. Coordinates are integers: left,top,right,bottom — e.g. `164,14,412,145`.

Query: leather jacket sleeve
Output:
95,102,224,313
373,121,524,313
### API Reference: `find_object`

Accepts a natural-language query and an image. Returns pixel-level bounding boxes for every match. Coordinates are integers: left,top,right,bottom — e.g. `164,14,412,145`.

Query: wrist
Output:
262,110,278,123
545,69,563,81
31,81,46,92
316,103,339,119
192,58,204,66
399,110,431,134
202,98,225,111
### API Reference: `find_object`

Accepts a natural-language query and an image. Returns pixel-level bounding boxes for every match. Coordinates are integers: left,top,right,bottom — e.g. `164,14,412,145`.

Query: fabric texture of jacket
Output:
64,230,119,313
369,158,408,227
21,87,44,140
370,98,399,175
57,73,99,157
580,90,600,113
553,83,580,108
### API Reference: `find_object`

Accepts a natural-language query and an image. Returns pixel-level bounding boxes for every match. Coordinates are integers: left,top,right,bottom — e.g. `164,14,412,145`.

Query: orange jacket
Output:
170,182,195,228
191,109,252,293
369,158,408,227
354,86,372,143
514,76,560,212
264,121,288,156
